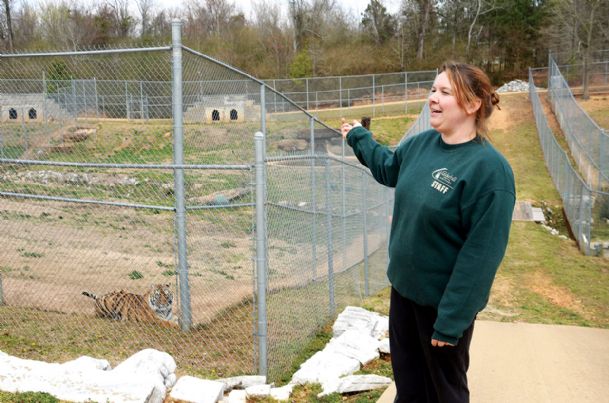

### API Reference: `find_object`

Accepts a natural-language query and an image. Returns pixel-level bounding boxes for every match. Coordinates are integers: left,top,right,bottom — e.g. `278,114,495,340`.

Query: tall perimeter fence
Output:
264,70,436,115
0,22,436,380
529,68,609,255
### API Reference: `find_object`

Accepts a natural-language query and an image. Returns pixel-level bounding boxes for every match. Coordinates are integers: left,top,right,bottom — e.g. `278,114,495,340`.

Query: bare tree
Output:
465,0,499,56
2,0,14,50
399,0,436,61
136,0,155,38
252,0,291,75
109,0,134,38
552,0,609,99
13,2,39,47
416,0,433,60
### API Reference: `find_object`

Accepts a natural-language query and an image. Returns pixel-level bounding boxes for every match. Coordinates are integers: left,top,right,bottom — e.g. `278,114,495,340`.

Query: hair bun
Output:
490,92,500,110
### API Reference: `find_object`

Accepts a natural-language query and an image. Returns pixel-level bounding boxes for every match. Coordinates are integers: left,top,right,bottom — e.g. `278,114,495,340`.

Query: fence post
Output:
372,74,376,118
260,84,266,142
21,107,28,152
254,131,268,377
94,77,99,118
42,71,48,125
0,273,3,305
306,78,310,110
140,81,144,120
601,129,607,190
362,172,369,297
125,81,130,120
71,78,76,118
339,76,343,108
404,72,408,115
310,117,317,280
172,19,191,332
325,157,335,317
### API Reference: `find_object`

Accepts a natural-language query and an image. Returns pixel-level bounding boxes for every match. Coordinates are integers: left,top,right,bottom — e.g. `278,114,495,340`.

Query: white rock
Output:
336,374,392,394
333,306,381,338
318,376,341,397
219,375,266,391
270,384,294,401
113,349,177,396
169,376,225,403
227,389,247,403
245,383,272,398
372,315,389,340
379,338,391,354
551,229,559,236
0,351,162,403
61,356,111,371
325,329,380,365
291,350,360,385
531,207,545,222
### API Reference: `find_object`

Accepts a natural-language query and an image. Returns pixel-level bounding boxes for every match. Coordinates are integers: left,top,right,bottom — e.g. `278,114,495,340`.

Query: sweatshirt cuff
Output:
346,126,371,146
432,330,459,346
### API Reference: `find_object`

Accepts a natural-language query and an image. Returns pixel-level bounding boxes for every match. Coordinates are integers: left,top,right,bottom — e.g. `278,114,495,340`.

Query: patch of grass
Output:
0,391,58,403
20,251,44,259
156,260,173,269
484,222,609,327
220,240,237,248
210,268,235,280
128,270,144,280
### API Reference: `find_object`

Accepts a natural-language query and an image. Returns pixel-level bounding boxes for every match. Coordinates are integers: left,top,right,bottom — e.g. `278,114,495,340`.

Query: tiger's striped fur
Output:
82,284,176,328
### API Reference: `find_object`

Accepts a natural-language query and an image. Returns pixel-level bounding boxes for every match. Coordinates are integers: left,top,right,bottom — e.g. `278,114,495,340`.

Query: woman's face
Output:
428,72,475,137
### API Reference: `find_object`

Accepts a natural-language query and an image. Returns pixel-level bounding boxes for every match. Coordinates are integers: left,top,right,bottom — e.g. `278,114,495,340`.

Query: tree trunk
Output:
3,0,14,51
417,0,432,60
582,5,596,100
467,0,482,57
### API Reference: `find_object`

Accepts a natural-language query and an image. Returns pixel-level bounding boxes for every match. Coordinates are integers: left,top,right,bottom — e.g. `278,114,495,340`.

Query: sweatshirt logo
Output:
431,168,457,194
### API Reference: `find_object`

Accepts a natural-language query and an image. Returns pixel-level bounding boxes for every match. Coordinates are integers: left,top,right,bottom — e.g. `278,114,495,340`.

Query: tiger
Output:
82,284,177,328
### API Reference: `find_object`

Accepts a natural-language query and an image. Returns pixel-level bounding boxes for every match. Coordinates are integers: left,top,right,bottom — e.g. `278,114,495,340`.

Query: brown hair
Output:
440,61,500,139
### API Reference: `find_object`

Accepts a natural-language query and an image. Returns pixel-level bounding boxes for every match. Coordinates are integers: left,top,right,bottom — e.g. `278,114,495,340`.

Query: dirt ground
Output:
0,186,385,327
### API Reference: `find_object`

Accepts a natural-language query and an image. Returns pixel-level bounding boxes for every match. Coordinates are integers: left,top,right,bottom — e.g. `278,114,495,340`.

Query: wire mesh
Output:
529,69,609,255
265,71,436,117
548,55,609,192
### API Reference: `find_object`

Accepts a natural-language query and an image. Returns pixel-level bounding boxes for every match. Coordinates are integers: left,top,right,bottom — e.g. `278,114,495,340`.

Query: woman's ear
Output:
465,98,482,115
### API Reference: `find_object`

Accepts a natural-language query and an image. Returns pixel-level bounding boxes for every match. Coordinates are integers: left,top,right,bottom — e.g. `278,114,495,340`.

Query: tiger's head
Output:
147,284,173,320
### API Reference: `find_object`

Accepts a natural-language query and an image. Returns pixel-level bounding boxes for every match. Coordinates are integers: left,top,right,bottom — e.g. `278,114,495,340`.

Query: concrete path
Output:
377,320,609,403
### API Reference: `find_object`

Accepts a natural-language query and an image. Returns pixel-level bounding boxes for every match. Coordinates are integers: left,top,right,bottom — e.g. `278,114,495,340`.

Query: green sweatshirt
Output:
347,126,515,345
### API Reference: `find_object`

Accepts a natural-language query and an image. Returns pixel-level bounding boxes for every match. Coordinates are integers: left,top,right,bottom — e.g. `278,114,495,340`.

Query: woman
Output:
341,62,515,403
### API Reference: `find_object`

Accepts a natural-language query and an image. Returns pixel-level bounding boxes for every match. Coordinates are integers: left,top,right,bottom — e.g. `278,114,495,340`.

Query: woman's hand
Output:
431,339,455,348
340,118,361,139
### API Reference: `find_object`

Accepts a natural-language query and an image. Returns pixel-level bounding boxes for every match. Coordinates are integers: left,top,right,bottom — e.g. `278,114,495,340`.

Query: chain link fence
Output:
529,68,609,256
264,70,436,117
0,22,441,380
547,55,609,192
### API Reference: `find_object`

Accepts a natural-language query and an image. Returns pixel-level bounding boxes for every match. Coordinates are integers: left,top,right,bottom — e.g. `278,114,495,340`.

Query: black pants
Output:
389,287,475,403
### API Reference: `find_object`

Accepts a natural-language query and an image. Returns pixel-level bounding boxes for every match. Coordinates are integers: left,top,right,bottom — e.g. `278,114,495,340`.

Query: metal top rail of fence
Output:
529,68,609,256
547,55,609,192
0,20,427,382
